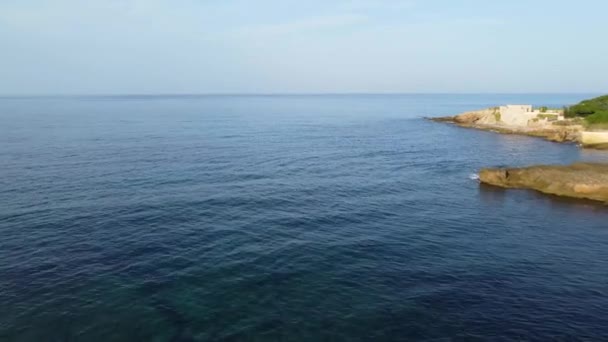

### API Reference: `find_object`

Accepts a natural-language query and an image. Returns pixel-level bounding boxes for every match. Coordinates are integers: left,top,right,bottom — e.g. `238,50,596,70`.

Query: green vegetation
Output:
537,114,558,121
565,95,608,124
492,106,501,121
553,117,585,126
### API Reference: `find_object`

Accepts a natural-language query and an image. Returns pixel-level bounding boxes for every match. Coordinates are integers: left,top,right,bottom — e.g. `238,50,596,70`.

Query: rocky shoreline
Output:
479,163,608,203
429,109,583,145
430,106,608,203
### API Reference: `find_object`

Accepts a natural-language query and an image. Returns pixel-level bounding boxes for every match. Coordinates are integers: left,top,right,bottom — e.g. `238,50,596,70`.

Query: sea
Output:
2,94,608,341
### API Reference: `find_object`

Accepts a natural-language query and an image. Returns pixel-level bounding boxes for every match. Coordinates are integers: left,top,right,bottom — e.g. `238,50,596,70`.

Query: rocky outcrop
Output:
584,143,608,150
479,163,608,203
430,108,499,126
525,127,582,143
581,131,608,149
451,108,500,125
429,108,584,144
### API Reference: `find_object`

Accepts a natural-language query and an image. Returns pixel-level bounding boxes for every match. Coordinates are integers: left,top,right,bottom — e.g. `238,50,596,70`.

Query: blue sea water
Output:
2,94,608,341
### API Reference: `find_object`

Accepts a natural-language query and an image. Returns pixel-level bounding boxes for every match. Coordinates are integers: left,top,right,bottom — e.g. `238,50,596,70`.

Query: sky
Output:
1,0,607,95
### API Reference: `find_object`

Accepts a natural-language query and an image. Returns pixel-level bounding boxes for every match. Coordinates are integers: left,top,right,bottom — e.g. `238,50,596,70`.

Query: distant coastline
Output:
430,95,608,203
429,95,608,150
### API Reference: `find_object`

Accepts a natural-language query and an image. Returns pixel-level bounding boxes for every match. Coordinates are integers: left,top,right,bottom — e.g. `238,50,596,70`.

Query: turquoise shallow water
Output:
2,94,608,341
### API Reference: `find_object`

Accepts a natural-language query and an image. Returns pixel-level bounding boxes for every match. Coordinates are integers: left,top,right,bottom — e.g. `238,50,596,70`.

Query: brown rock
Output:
585,143,608,150
479,163,608,203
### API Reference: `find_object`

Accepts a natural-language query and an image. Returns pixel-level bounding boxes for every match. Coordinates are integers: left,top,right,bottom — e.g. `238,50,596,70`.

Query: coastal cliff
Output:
479,163,608,203
430,95,608,148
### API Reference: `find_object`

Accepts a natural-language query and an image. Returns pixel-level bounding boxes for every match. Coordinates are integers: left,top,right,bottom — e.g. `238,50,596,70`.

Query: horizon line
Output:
0,92,603,99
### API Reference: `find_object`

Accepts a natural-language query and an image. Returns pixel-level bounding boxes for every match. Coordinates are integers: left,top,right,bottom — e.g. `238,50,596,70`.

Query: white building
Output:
499,105,563,127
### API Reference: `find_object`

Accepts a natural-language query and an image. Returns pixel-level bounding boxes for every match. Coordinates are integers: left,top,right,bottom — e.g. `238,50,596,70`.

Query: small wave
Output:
469,173,480,181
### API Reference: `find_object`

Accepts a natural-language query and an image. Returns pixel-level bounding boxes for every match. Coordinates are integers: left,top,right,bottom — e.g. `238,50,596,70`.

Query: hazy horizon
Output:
0,92,602,98
1,0,607,95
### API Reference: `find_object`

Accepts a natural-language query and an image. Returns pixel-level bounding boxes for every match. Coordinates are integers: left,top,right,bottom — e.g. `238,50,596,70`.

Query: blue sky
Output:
1,0,607,94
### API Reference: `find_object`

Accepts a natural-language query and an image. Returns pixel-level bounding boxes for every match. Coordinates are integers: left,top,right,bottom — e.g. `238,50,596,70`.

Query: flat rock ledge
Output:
479,163,608,203
428,115,582,144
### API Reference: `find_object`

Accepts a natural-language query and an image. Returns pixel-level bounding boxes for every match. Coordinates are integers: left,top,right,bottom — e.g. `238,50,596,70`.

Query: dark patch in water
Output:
150,298,196,342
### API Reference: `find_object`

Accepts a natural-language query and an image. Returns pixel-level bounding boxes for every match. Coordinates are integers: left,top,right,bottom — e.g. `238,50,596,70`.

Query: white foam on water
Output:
469,173,480,181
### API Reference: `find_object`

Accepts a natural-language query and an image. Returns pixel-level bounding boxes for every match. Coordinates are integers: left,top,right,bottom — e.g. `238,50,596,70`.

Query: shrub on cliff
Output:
566,95,608,124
